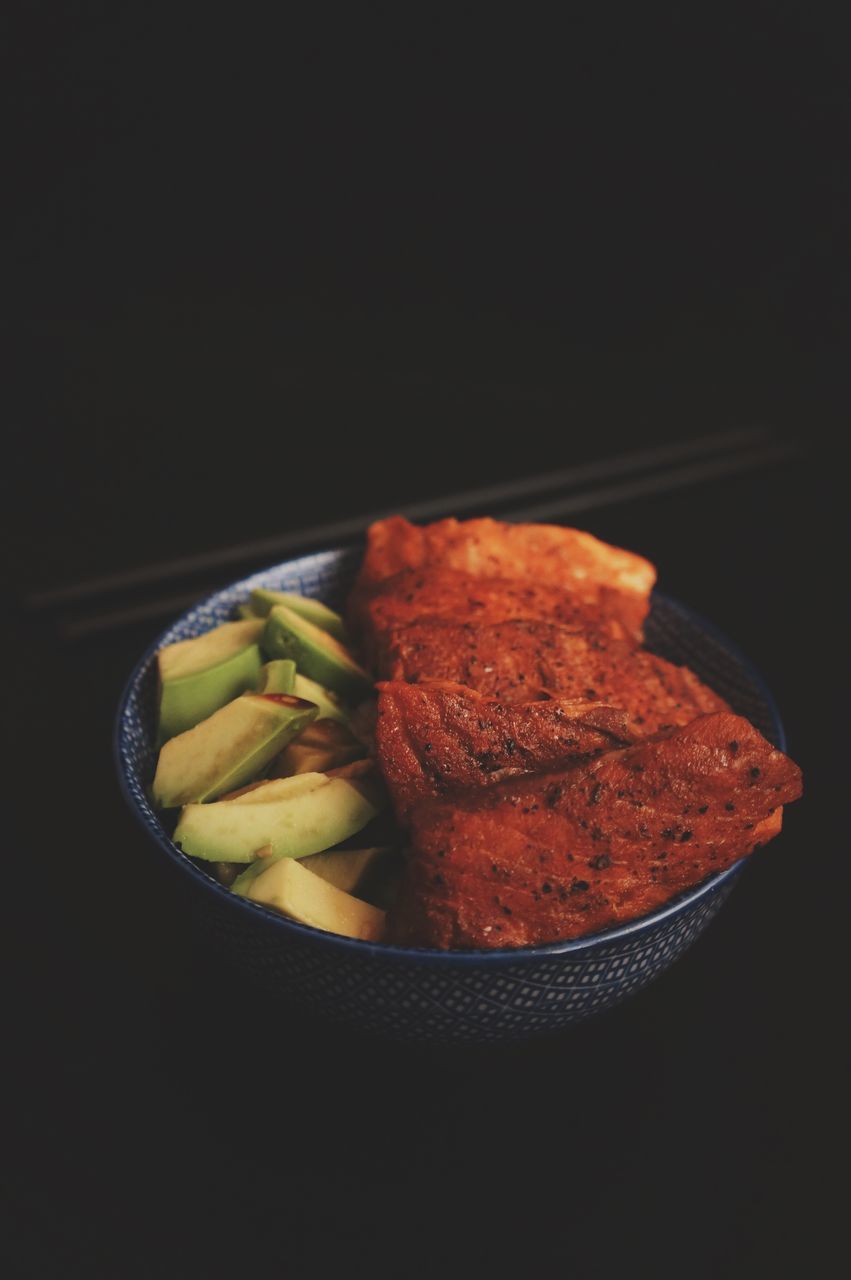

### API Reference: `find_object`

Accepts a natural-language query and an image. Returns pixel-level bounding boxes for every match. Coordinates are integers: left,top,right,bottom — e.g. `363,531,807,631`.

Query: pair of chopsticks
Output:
29,426,800,640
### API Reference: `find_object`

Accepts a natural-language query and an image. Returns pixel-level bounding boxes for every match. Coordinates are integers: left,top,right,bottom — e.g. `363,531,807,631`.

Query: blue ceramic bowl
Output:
115,546,785,1043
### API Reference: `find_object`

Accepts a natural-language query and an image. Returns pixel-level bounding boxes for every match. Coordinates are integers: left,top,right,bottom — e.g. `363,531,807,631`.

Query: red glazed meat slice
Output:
388,712,803,950
350,516,656,643
355,566,635,667
380,617,729,733
353,514,656,615
375,680,636,822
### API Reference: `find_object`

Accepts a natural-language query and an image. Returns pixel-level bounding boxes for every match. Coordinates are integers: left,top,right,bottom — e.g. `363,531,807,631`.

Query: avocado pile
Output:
151,589,395,942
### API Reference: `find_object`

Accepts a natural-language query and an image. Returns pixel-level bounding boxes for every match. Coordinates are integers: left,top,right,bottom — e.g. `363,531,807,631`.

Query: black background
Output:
4,4,849,1277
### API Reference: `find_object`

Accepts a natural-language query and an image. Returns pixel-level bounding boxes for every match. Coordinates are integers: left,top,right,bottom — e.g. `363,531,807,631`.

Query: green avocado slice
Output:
263,605,372,700
249,589,347,641
177,771,383,865
292,674,351,724
297,846,392,895
241,856,386,941
156,619,265,743
256,659,297,695
152,693,318,808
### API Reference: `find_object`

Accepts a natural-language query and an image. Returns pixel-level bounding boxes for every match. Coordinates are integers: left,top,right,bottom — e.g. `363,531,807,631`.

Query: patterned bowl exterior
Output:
115,547,786,1043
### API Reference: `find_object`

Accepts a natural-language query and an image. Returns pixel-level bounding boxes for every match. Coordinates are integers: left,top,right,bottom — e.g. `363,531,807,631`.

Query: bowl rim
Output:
114,549,786,966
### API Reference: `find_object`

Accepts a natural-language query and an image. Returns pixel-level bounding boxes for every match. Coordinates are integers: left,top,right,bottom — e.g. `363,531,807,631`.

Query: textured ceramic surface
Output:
115,547,785,1043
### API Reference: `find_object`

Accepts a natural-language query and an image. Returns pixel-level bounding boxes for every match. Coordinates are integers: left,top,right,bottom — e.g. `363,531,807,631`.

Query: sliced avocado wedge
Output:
158,619,264,681
176,770,384,864
157,619,264,743
269,719,365,777
263,605,372,700
292,674,351,725
298,846,392,895
241,856,386,941
222,772,335,805
256,659,297,695
152,693,318,808
249,589,347,641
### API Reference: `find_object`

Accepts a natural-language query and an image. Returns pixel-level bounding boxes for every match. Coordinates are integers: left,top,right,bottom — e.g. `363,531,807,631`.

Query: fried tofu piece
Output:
388,712,803,949
375,680,636,822
351,516,656,642
380,617,729,733
356,515,656,599
355,566,634,667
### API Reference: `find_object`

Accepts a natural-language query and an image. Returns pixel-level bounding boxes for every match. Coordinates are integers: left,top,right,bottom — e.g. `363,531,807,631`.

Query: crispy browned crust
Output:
354,566,637,667
375,680,637,822
380,617,729,733
388,712,803,949
354,515,656,600
350,516,656,647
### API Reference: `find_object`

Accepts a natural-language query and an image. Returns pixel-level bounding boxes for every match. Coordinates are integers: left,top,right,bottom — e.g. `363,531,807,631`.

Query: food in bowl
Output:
148,516,802,950
386,707,798,949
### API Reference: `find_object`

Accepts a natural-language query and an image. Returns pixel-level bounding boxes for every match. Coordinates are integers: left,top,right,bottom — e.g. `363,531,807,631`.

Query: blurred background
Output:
4,4,848,1277
5,2,848,591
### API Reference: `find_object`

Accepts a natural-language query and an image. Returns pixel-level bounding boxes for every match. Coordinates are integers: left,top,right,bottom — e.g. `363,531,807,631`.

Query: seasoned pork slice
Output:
352,517,656,632
355,566,635,667
388,712,802,950
375,680,636,822
380,617,729,733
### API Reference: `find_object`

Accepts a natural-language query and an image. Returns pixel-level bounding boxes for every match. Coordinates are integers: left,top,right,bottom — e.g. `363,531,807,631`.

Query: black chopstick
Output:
504,438,800,522
30,426,772,612
57,434,800,640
